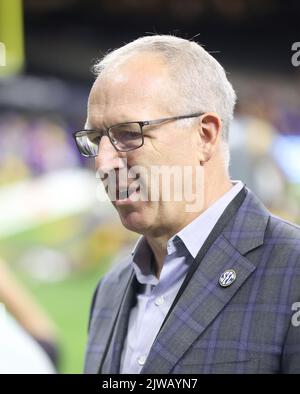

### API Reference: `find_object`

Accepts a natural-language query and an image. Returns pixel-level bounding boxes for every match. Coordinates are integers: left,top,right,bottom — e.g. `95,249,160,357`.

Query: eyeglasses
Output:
73,111,204,158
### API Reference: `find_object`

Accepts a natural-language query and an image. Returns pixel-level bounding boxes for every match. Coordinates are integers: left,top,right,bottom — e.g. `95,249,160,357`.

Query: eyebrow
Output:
85,117,117,131
84,119,105,130
85,113,107,130
86,112,141,130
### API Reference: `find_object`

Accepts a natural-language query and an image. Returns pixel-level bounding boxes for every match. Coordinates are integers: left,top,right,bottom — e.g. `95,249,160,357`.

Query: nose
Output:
95,135,126,174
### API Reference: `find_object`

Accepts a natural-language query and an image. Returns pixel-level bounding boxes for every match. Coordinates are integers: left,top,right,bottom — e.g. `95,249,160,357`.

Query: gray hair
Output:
93,35,236,169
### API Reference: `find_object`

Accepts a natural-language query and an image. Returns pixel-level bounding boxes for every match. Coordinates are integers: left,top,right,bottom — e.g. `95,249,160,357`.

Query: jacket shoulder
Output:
266,214,300,246
101,253,133,285
260,214,300,279
87,253,133,331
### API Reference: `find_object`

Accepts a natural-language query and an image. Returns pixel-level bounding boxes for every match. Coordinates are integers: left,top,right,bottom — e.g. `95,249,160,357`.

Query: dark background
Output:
24,0,300,81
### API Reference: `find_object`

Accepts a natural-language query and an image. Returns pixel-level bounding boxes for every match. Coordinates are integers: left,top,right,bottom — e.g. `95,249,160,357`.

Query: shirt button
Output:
138,355,146,366
155,296,164,306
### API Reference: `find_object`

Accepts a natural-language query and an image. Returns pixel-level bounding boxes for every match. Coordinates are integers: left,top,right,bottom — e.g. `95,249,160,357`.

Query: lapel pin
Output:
219,269,237,287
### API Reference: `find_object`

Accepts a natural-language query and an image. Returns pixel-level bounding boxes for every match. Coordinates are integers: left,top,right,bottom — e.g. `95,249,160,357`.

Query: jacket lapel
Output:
141,189,269,374
101,272,137,373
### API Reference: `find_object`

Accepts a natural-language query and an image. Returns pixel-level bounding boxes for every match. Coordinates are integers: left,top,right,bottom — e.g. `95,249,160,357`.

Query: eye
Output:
89,135,100,144
87,131,102,144
109,124,141,142
117,131,141,141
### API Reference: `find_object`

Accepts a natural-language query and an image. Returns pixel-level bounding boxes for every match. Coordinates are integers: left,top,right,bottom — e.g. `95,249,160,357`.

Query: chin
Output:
118,209,151,234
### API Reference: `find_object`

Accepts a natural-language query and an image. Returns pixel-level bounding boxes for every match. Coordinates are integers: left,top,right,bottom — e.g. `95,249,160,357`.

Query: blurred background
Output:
0,0,299,373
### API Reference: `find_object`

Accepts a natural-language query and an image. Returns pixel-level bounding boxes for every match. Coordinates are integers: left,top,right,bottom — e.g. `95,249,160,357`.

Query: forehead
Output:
87,53,172,124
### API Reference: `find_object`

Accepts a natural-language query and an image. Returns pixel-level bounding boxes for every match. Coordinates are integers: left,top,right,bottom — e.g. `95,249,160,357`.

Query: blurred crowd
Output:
0,113,79,185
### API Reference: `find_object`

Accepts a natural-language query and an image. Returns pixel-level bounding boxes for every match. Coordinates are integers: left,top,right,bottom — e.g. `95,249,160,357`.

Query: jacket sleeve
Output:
87,280,101,333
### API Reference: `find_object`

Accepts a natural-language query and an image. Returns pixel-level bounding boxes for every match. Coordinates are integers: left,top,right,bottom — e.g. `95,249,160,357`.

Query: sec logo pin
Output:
219,269,237,287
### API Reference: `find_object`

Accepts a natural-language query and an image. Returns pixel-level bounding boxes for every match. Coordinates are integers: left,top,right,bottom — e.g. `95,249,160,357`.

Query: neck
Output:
146,170,232,279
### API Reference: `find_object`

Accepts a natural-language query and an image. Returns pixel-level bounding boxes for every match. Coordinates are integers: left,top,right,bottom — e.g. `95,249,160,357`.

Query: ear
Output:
197,112,222,163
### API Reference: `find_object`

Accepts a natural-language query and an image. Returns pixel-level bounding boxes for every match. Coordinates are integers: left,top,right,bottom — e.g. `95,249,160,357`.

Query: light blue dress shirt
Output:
120,180,244,374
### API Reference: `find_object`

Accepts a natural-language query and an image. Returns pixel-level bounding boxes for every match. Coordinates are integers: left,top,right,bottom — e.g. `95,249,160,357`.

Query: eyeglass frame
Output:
72,111,205,158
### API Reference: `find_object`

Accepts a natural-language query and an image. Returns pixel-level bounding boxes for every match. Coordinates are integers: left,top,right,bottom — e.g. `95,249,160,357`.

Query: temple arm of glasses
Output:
142,112,204,127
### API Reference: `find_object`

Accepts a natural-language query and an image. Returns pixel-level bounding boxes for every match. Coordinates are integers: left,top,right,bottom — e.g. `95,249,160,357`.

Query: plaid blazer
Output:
84,188,300,374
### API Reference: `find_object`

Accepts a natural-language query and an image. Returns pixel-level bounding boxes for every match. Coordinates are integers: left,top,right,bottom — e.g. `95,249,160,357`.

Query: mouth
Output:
119,185,140,199
106,185,141,203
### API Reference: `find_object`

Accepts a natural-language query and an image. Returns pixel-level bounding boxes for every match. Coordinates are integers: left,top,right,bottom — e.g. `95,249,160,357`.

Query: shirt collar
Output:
131,236,159,286
176,180,244,258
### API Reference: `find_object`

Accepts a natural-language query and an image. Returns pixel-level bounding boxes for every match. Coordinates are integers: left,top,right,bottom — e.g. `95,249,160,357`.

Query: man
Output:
74,35,300,374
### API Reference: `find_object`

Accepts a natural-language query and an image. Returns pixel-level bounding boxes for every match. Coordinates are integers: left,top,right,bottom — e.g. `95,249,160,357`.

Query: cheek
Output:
141,139,178,165
163,133,198,162
128,134,198,184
